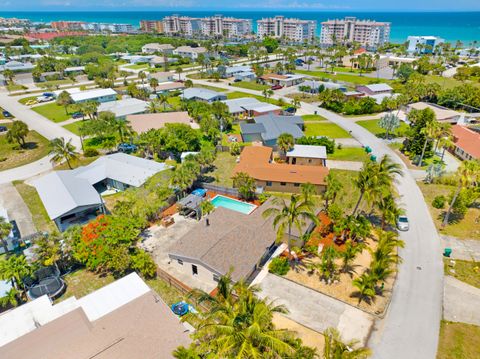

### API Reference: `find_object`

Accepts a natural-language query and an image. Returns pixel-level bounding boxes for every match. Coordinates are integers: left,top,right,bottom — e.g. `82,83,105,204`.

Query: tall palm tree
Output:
340,240,365,275
175,66,183,81
0,287,20,308
323,327,371,359
149,77,159,94
417,120,439,166
0,216,13,255
49,137,79,169
324,172,343,209
375,194,403,229
277,132,294,158
138,70,146,86
263,194,318,255
352,272,376,305
157,94,170,111
442,160,480,227
0,255,33,296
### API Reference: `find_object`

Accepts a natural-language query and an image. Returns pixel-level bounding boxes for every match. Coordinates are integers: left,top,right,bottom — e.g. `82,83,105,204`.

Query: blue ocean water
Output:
1,11,479,44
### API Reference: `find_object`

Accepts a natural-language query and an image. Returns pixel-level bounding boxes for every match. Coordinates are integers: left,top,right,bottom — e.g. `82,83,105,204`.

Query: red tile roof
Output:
451,125,480,159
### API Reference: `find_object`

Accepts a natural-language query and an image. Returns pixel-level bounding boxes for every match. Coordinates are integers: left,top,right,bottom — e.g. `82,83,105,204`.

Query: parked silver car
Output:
397,216,410,231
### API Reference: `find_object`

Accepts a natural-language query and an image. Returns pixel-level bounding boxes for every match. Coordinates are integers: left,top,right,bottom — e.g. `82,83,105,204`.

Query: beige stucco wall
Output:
170,257,219,288
257,180,326,194
286,157,325,166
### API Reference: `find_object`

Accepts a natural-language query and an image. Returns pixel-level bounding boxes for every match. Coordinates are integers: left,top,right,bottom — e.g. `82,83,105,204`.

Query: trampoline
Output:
26,266,66,300
171,301,197,316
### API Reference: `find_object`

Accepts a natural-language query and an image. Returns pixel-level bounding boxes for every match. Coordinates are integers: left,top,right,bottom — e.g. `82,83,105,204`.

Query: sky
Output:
0,0,479,11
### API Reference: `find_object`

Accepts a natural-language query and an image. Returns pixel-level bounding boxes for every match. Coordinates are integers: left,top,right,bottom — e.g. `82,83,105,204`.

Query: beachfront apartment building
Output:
407,36,444,54
51,21,86,31
140,20,164,33
320,17,390,48
162,15,251,38
257,16,316,43
163,15,203,36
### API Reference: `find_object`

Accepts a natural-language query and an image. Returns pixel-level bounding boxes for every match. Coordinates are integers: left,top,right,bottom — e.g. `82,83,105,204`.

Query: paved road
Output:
0,155,53,185
0,182,36,236
258,273,374,346
443,276,480,326
192,79,444,358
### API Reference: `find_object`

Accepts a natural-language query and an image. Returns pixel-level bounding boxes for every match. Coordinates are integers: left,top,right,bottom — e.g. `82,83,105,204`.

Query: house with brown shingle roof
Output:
451,125,480,160
233,145,329,194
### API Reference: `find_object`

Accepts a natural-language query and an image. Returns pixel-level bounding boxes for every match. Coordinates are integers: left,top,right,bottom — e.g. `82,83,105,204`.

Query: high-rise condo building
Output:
256,16,316,43
140,20,164,33
320,17,390,48
163,15,251,38
163,15,203,36
51,21,86,31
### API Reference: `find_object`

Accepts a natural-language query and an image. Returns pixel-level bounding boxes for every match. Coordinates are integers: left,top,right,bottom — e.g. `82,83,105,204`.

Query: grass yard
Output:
295,70,386,86
444,259,480,288
425,75,480,89
417,182,480,239
226,91,280,106
6,84,27,92
231,81,269,91
437,321,480,359
0,124,50,171
18,96,38,105
36,79,75,88
357,119,410,138
304,122,352,138
124,63,149,70
302,114,327,122
329,169,361,212
194,84,229,92
207,152,237,187
59,270,115,302
13,181,56,233
63,119,91,135
54,155,99,170
328,147,369,162
33,102,71,123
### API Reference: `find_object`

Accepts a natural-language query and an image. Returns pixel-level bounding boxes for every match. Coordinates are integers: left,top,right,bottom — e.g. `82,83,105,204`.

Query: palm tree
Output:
0,216,13,255
262,88,274,100
352,272,376,305
157,94,170,111
417,120,439,166
263,194,318,256
375,194,403,229
324,173,343,209
442,160,480,227
6,120,29,148
300,182,316,204
318,246,338,283
323,327,371,359
49,137,79,169
277,132,294,159
176,66,183,81
56,91,73,115
138,70,147,86
0,287,20,308
0,255,33,297
340,240,365,275
149,77,159,94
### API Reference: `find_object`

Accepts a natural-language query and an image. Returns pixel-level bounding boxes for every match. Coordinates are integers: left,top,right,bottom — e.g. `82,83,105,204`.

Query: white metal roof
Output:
362,83,393,92
182,88,226,101
33,153,170,220
98,98,148,118
222,97,280,114
53,88,117,103
286,144,327,159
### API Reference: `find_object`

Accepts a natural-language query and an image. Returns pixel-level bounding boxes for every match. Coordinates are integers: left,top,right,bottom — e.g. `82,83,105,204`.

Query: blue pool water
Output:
210,195,257,215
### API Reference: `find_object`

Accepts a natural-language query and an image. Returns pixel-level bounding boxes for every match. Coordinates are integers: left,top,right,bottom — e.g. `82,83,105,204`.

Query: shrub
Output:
268,257,290,276
83,148,99,157
432,195,446,209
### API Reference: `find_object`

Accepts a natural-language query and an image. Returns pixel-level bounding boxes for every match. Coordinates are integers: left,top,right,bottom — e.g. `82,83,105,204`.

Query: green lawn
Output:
437,321,480,359
302,114,327,122
0,124,50,171
226,91,279,106
194,84,229,92
295,70,388,86
329,169,361,212
417,181,480,239
444,259,480,288
124,63,149,70
328,147,369,162
63,120,91,135
425,75,480,89
6,84,27,92
232,81,269,91
13,181,56,233
304,122,352,138
357,119,410,138
54,155,99,170
18,96,38,105
206,152,237,187
36,79,75,88
33,102,71,123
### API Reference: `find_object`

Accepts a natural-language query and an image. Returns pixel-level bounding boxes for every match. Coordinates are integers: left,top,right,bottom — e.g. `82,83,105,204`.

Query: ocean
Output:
1,11,479,44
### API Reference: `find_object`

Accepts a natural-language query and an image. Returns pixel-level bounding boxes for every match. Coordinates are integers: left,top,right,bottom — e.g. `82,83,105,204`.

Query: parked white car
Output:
36,96,53,103
397,216,410,231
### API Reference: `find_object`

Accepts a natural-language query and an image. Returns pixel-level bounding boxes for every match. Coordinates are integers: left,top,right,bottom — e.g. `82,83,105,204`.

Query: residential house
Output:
149,56,176,68
32,153,170,231
234,145,329,194
181,88,227,102
0,273,191,358
97,98,148,119
147,71,174,83
234,71,256,82
127,112,197,134
451,125,480,161
286,144,327,166
240,114,304,146
406,102,463,123
222,97,281,117
53,88,117,104
173,46,207,60
0,61,34,72
356,83,393,96
141,43,174,54
259,73,305,87
64,66,85,75
302,80,347,93
221,65,252,78
121,55,154,64
407,36,444,54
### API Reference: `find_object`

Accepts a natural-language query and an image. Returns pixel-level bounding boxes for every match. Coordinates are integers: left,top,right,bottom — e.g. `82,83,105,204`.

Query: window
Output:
280,182,286,186
192,265,198,275
213,274,220,282
294,183,300,187
177,259,183,265
308,159,312,163
266,181,272,186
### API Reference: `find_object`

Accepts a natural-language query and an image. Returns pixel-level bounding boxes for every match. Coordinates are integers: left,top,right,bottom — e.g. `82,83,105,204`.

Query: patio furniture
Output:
161,215,175,228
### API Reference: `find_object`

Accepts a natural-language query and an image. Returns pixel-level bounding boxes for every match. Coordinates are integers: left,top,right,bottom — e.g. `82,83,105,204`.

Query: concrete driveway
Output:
257,273,374,346
443,276,480,326
442,235,480,261
0,182,36,237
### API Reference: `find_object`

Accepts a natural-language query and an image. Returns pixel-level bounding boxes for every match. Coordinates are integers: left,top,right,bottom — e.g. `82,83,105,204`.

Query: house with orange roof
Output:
233,145,329,194
451,125,480,161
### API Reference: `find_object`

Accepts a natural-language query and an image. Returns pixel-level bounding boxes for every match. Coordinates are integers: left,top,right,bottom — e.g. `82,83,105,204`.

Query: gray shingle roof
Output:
253,114,304,141
182,88,226,101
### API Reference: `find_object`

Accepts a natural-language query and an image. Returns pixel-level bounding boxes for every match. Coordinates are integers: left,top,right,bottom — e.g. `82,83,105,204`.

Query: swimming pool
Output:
210,195,257,215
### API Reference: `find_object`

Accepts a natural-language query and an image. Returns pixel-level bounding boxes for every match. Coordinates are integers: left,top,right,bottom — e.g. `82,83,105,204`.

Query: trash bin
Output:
443,248,452,257
370,155,377,161
365,146,372,153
